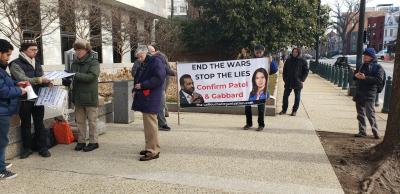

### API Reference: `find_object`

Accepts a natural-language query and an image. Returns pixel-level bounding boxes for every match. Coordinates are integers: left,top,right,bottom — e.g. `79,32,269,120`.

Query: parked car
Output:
303,54,313,59
331,54,343,59
333,55,357,69
376,49,389,60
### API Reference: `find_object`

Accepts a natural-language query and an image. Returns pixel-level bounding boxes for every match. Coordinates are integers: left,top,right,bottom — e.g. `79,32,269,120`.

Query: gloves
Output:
62,77,72,87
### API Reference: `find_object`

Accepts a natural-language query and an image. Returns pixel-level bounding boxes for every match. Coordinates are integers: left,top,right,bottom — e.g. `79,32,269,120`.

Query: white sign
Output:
35,86,67,108
177,58,269,107
44,71,75,80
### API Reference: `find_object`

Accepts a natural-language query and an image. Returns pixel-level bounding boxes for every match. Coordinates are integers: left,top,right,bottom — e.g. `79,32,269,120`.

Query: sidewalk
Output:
2,75,345,194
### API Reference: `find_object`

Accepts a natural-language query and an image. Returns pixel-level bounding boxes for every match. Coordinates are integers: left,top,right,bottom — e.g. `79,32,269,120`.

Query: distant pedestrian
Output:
237,48,250,60
243,44,278,131
0,39,27,180
279,48,309,116
132,45,166,161
147,45,176,131
353,48,384,139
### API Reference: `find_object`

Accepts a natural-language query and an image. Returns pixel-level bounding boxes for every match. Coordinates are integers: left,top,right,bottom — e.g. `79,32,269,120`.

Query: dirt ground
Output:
317,131,385,194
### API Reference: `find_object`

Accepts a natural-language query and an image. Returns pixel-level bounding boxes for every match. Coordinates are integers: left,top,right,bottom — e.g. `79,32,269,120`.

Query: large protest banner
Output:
177,58,269,107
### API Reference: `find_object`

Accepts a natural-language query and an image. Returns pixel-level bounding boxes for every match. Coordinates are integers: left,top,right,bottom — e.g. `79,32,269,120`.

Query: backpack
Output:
372,63,386,93
53,118,75,144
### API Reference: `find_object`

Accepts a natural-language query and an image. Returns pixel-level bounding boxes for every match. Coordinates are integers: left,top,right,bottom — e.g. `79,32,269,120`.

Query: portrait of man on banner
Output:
179,74,205,105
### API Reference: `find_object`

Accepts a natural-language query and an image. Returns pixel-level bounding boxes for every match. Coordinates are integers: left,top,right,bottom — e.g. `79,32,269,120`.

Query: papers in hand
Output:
44,71,75,80
35,86,67,109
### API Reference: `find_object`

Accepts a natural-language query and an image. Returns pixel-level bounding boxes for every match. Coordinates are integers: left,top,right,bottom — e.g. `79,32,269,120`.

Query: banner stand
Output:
176,62,181,126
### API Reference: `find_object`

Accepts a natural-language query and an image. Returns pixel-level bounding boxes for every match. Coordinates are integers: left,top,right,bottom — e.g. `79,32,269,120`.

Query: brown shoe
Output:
139,150,151,155
165,111,169,117
140,152,160,161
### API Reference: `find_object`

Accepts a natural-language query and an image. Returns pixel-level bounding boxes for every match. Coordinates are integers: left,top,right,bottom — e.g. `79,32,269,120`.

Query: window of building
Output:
180,6,187,13
59,0,76,65
385,29,387,37
390,29,393,36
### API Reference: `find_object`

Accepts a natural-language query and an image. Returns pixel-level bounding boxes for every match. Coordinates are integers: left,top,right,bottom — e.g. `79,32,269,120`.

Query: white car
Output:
376,50,388,60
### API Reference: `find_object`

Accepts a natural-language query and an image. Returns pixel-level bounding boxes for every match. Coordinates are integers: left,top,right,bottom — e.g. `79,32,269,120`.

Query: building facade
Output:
383,11,399,52
367,16,385,52
0,0,168,65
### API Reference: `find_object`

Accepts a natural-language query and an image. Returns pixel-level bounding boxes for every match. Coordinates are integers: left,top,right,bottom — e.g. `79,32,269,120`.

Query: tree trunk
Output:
361,18,400,194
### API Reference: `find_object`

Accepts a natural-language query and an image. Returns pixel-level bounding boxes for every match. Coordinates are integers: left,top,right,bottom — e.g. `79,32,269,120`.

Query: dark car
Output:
333,55,356,69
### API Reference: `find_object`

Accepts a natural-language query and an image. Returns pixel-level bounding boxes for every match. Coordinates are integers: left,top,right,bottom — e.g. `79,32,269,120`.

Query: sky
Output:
321,0,400,9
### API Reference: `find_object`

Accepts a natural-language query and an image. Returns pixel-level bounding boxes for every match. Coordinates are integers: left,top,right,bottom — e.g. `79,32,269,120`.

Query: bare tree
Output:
0,0,59,48
155,19,183,61
331,0,360,55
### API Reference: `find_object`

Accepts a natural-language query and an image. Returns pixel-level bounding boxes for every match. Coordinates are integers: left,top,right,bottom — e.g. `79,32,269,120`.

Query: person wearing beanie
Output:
9,39,52,159
243,44,278,131
353,48,385,139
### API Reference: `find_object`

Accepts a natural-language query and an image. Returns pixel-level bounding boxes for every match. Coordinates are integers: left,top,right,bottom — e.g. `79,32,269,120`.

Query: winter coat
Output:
353,59,385,103
70,53,100,107
132,55,166,114
282,56,309,89
0,63,22,116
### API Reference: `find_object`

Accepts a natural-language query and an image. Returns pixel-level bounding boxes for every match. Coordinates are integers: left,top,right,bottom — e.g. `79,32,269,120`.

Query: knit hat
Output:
254,44,265,51
363,48,376,59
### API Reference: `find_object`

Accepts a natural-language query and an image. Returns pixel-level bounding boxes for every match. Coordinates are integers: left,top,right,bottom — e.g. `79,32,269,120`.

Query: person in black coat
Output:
353,48,384,139
132,45,166,161
279,48,309,116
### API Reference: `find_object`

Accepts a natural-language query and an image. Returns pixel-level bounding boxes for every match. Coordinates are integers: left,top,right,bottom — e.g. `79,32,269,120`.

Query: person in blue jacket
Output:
0,39,26,180
132,45,166,161
243,45,278,131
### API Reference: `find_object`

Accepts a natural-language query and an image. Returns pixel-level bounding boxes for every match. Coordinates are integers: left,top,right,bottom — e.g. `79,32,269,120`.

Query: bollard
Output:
328,65,332,81
330,65,335,83
323,63,327,79
342,67,349,89
334,67,338,85
382,76,392,113
338,66,344,87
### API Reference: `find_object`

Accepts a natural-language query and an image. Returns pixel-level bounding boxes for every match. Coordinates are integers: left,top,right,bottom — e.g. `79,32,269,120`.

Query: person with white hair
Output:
147,45,176,131
131,45,166,161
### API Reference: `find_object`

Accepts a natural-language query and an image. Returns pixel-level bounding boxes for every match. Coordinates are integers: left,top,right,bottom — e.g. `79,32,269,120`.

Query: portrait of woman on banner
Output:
249,68,269,101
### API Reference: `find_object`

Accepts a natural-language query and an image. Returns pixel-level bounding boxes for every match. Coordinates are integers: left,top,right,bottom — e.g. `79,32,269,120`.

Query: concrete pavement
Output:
1,75,346,194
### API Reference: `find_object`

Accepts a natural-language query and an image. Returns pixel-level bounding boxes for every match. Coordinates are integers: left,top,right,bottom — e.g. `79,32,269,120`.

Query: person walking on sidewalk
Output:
243,44,278,131
10,40,52,159
0,39,27,179
132,46,166,161
147,45,176,131
70,39,100,152
353,48,384,139
279,48,309,116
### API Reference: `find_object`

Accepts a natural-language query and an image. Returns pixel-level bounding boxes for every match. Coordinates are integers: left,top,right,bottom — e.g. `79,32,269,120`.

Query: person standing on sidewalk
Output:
10,40,52,159
353,48,384,139
0,39,27,179
70,39,100,152
147,45,176,131
279,48,309,116
243,44,278,131
132,46,166,161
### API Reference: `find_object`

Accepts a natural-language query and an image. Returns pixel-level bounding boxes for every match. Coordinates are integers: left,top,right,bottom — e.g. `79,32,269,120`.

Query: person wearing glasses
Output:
10,40,52,159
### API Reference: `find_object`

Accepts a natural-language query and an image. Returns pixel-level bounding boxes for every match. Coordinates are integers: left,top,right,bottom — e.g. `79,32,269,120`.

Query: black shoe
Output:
373,134,380,139
256,126,264,131
279,111,286,115
355,133,367,138
20,149,33,159
0,169,18,180
39,150,51,158
139,152,160,161
83,143,99,152
139,150,151,155
243,125,252,130
5,163,12,169
159,125,171,131
165,112,169,117
75,143,86,151
290,112,297,116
